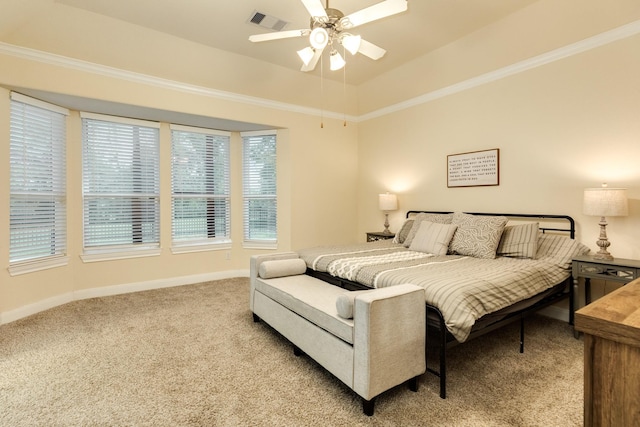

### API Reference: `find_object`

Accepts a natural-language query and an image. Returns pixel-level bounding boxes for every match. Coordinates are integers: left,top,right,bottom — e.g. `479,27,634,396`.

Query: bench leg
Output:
409,376,419,392
293,345,302,357
362,397,375,416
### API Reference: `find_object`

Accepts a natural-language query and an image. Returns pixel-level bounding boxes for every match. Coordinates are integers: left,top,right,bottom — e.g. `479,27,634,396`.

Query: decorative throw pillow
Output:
392,219,414,244
449,212,508,259
496,222,540,259
403,213,454,248
409,221,458,256
336,290,371,319
535,233,591,267
258,258,307,279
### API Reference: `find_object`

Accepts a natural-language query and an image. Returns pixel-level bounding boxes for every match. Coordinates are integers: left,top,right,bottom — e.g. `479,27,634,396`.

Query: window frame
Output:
80,112,161,262
8,92,69,276
170,124,231,253
241,130,277,249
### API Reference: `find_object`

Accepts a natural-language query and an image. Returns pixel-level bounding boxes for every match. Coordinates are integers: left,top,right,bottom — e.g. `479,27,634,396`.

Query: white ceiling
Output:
53,0,539,86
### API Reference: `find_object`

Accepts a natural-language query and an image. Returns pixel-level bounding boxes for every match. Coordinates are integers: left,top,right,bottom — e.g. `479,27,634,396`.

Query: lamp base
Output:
383,213,391,234
593,217,614,261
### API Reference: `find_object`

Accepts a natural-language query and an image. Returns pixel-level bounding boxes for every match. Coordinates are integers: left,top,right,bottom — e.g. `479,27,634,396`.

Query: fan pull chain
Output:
320,53,324,128
342,46,347,127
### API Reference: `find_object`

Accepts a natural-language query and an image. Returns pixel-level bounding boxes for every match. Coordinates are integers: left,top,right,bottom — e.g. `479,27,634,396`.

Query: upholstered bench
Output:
249,252,426,415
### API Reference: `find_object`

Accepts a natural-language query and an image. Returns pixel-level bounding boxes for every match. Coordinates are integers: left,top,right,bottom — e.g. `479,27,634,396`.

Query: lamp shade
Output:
583,187,628,217
378,193,398,211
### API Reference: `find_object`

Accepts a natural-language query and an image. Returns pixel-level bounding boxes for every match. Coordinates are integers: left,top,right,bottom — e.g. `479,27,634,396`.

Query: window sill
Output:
171,240,232,254
81,248,161,263
8,256,69,276
243,241,278,250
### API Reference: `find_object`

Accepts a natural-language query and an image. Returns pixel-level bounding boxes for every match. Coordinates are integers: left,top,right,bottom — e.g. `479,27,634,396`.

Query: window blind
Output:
9,93,68,264
242,131,277,245
171,125,231,246
81,113,160,251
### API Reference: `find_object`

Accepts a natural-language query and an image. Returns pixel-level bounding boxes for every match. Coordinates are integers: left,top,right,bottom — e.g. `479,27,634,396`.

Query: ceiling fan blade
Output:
300,48,323,72
249,29,309,43
340,0,407,29
358,39,386,60
300,0,328,19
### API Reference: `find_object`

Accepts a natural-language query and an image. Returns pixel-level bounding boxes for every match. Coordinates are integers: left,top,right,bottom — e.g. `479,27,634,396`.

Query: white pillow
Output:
336,290,371,319
408,221,458,256
258,258,307,279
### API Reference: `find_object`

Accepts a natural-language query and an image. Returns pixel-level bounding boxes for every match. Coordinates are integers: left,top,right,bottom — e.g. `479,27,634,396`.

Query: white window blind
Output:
242,131,277,246
81,113,160,252
9,93,68,265
171,125,230,247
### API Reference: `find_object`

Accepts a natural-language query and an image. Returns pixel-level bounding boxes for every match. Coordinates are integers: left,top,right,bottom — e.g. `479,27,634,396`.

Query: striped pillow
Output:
409,221,458,256
497,223,539,258
403,213,454,247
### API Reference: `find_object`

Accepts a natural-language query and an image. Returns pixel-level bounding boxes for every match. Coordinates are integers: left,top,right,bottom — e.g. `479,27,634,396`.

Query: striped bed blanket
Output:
299,239,586,342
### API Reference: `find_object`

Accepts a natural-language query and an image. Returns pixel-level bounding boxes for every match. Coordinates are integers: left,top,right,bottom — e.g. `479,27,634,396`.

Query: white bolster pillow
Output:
258,258,307,279
336,290,372,319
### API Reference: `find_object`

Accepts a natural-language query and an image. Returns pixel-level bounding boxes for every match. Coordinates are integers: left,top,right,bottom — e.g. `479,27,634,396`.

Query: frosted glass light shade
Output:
297,47,315,66
309,27,329,49
583,187,628,217
329,50,345,71
378,193,398,211
341,34,361,55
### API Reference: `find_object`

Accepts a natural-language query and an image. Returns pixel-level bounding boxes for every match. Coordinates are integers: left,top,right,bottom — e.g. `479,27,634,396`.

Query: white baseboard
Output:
0,269,249,325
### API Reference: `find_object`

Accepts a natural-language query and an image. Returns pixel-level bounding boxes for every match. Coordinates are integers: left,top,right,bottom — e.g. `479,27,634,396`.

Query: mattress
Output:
299,236,588,342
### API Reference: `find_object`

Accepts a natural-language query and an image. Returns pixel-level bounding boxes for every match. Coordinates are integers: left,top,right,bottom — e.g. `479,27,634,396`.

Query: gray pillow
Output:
403,213,454,248
258,258,307,279
409,221,458,256
535,233,591,267
449,212,508,259
336,290,371,319
496,222,539,258
392,219,414,244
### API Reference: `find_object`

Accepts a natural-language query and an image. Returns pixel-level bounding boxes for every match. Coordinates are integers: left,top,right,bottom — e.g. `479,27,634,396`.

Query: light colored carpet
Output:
0,278,583,426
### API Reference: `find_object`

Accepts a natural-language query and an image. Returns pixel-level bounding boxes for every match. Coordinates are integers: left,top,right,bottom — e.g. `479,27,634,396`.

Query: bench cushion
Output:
254,275,355,344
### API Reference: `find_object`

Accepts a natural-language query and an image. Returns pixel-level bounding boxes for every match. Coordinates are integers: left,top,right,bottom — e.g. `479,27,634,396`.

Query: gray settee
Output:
249,252,426,415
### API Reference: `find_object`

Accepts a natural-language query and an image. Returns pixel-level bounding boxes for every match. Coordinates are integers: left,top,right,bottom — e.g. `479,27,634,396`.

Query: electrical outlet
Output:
226,252,231,260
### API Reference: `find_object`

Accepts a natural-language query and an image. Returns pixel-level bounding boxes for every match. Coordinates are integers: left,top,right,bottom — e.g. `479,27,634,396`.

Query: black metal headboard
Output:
405,211,575,239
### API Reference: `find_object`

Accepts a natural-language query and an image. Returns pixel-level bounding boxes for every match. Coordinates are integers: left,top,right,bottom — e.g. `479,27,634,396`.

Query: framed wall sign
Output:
447,148,500,188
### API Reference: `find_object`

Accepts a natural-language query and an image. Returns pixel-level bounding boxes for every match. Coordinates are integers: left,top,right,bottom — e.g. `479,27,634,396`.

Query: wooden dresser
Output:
574,277,640,427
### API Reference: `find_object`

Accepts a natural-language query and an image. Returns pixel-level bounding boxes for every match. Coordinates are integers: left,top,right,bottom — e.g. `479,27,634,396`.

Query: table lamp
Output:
378,193,398,234
583,183,628,260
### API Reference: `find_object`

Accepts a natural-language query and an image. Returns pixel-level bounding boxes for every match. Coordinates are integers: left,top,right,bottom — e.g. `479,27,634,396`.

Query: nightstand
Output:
366,231,395,242
571,254,640,332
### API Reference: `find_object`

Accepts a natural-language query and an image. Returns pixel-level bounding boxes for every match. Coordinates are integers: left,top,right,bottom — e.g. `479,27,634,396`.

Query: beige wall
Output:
2,0,640,322
0,45,359,320
357,0,640,261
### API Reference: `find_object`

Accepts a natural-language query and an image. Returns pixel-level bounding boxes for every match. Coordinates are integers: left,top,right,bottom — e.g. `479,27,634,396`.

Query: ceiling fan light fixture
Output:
341,34,361,55
309,27,329,49
297,46,315,66
329,50,346,71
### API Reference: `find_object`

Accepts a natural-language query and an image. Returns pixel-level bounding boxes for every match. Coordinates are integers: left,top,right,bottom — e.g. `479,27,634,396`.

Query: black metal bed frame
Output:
305,211,576,399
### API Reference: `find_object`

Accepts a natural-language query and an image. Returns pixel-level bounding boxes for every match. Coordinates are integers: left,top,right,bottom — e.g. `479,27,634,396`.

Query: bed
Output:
298,211,590,398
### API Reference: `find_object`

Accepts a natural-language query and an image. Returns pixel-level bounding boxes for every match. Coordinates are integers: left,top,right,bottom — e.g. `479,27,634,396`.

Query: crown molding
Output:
359,19,640,122
0,41,355,122
2,18,640,124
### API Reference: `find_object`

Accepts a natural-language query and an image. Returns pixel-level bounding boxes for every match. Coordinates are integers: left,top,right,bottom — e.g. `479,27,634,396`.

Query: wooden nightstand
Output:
571,255,640,329
366,231,395,242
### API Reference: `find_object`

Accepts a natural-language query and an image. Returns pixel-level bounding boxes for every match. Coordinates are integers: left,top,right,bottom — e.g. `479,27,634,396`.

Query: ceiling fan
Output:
249,0,408,72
